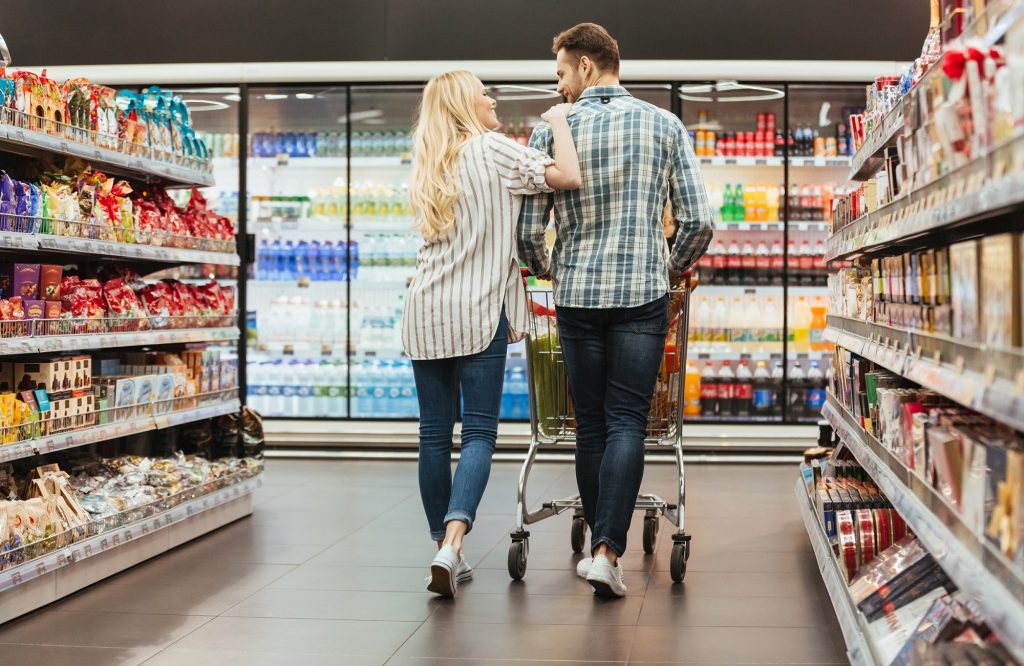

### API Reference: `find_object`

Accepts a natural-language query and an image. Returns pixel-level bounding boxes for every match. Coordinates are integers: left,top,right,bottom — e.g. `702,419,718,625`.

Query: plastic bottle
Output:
754,240,770,286
771,362,785,419
256,240,269,280
694,295,712,343
710,241,727,285
809,297,829,351
769,240,784,286
740,240,755,280
792,296,812,352
682,362,702,417
735,360,753,418
729,295,745,344
807,361,826,417
752,361,773,416
309,241,322,281
789,362,807,420
346,240,358,281
733,184,745,221
718,361,736,417
700,361,718,418
294,241,308,279
726,240,742,285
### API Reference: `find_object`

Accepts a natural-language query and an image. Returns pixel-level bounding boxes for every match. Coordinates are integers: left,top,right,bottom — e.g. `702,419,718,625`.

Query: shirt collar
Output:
577,85,631,101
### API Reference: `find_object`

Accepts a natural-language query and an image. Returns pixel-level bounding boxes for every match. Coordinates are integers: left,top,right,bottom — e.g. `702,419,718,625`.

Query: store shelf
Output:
826,314,1024,432
244,156,411,169
698,156,850,168
848,100,905,181
0,474,259,623
0,226,239,266
715,221,830,232
0,398,241,465
794,478,877,666
823,395,1024,662
0,324,239,356
0,112,213,189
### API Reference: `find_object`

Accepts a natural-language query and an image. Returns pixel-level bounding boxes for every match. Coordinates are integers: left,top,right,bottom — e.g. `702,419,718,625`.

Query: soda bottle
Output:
722,184,734,222
774,129,785,157
735,359,754,418
517,121,529,146
799,240,815,286
740,240,755,281
789,362,807,420
718,361,737,417
733,184,745,221
752,361,773,416
700,361,719,418
710,241,726,286
770,240,784,286
809,297,829,351
726,240,742,285
754,240,770,286
684,362,702,417
806,361,826,417
695,130,707,156
771,362,785,418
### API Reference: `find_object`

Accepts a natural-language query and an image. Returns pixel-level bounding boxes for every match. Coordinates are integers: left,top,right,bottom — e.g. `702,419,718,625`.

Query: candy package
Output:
102,277,148,324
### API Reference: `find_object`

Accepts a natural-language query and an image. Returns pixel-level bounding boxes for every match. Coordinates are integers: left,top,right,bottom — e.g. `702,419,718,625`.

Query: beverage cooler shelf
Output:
826,314,1024,433
822,395,1024,664
699,156,851,168
828,133,1024,262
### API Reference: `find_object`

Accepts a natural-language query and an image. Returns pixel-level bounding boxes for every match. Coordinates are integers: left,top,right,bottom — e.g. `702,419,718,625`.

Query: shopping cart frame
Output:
508,274,693,583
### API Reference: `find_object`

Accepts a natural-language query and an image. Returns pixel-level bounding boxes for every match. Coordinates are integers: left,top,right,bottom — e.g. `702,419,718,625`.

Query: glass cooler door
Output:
243,86,351,418
681,82,787,422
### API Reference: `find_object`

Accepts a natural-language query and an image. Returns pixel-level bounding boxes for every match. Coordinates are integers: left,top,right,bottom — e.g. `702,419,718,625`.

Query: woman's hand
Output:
541,103,573,124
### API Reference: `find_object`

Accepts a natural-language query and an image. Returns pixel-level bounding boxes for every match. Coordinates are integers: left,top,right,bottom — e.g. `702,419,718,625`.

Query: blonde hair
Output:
410,70,491,242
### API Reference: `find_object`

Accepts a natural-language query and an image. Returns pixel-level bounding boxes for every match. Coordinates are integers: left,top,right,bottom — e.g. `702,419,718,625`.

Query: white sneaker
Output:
427,545,459,597
455,551,473,584
586,554,627,598
576,557,593,579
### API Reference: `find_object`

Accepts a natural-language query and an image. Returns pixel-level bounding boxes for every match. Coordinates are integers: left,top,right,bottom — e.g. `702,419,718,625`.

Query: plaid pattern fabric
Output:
517,86,714,309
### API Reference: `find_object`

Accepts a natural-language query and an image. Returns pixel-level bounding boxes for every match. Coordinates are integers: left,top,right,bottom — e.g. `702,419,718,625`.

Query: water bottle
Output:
500,366,514,419
295,241,308,280
397,360,417,417
266,361,285,416
348,240,360,281
334,241,349,281
509,366,529,419
309,241,322,281
295,361,314,417
269,240,282,280
255,240,268,280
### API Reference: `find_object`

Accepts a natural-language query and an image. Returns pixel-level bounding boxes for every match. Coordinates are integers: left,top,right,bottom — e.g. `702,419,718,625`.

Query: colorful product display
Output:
692,110,857,158
248,129,412,158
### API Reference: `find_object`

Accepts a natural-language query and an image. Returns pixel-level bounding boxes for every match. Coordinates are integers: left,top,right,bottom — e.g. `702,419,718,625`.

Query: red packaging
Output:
7,296,25,320
44,301,61,319
102,277,146,319
857,509,876,565
39,265,62,301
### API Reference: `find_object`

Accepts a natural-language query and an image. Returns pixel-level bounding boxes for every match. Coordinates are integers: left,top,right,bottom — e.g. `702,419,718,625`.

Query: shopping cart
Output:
508,274,693,583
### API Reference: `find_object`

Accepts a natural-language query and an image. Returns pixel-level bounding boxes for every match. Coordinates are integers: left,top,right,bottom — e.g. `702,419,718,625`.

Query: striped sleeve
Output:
486,132,555,196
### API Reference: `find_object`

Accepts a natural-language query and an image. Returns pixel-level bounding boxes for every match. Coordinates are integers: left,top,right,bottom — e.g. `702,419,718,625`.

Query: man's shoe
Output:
576,557,593,580
586,554,627,598
427,545,459,598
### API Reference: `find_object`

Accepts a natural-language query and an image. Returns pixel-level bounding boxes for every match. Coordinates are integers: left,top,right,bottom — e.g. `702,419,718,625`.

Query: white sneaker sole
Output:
428,562,456,597
587,572,626,598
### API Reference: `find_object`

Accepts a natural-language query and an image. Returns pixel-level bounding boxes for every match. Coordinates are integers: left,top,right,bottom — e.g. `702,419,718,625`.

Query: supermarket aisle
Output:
0,460,847,665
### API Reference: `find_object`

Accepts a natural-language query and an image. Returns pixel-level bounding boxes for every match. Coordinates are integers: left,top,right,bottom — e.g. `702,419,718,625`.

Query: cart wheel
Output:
643,516,659,554
570,517,587,553
670,542,688,583
508,539,528,580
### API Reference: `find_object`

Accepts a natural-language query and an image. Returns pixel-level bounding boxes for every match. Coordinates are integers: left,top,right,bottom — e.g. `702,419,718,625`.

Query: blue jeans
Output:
413,311,508,541
557,295,669,557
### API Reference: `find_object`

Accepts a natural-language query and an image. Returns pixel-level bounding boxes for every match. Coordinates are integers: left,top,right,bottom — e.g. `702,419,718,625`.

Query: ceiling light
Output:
491,85,561,101
222,94,241,102
181,99,230,112
263,94,289,100
336,109,385,124
678,81,784,103
295,93,317,100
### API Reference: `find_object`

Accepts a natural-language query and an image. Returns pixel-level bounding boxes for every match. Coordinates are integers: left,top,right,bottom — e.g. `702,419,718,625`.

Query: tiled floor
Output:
0,459,849,665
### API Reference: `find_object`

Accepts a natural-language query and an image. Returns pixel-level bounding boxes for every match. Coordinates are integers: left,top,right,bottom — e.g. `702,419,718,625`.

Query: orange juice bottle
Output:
809,296,829,352
684,361,702,417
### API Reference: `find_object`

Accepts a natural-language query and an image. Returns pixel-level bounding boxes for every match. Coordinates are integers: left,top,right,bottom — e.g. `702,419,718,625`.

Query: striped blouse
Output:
401,132,555,360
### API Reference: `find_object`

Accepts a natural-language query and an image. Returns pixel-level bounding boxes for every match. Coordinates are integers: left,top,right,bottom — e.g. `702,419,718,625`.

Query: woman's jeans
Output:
556,295,669,557
413,311,508,541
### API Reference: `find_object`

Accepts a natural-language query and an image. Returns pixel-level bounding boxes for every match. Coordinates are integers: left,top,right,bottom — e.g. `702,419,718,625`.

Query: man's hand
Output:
669,269,696,290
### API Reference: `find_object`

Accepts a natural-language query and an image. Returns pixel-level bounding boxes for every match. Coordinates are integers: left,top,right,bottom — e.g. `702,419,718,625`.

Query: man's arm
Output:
517,124,555,278
667,120,714,274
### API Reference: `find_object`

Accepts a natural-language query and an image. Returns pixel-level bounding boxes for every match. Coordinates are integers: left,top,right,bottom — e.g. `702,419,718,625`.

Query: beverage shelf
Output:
243,156,412,170
794,478,878,666
715,221,830,232
0,321,238,356
826,314,1024,432
0,110,213,189
0,396,241,465
0,474,259,623
827,132,1024,262
848,99,905,182
698,156,851,168
822,395,1024,663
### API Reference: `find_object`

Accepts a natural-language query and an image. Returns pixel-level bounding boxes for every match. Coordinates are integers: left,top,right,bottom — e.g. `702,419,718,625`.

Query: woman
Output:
402,70,581,598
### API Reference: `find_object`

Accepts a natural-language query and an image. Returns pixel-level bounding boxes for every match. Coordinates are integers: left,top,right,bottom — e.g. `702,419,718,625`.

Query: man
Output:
517,23,713,598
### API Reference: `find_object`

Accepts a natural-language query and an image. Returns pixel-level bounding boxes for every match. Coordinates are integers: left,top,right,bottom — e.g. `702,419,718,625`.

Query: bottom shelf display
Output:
0,453,263,591
797,448,1020,665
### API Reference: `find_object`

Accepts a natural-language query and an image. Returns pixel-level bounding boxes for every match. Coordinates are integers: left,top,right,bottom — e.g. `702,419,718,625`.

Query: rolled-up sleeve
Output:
487,132,555,195
667,120,714,273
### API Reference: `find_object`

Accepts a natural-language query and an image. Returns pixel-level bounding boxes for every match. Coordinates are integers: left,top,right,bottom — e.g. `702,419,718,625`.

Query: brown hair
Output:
552,23,620,74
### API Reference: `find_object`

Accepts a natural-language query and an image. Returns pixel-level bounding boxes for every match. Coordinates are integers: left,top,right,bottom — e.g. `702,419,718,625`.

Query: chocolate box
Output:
22,299,45,320
7,263,40,300
39,265,62,301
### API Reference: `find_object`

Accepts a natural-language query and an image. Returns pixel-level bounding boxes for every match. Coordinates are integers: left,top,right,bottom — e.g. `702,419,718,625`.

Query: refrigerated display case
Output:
183,79,864,424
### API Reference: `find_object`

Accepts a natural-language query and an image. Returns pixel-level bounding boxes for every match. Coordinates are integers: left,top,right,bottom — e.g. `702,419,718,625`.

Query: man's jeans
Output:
412,311,508,541
556,295,668,557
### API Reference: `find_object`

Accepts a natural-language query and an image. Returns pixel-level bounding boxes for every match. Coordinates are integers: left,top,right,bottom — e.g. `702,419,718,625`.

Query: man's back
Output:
518,85,712,309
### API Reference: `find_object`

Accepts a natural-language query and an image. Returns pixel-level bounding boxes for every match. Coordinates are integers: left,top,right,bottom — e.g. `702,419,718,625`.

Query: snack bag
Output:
0,172,16,232
102,277,148,325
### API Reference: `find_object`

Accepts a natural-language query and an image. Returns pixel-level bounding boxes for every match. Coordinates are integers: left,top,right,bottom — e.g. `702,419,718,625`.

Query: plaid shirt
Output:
517,85,713,308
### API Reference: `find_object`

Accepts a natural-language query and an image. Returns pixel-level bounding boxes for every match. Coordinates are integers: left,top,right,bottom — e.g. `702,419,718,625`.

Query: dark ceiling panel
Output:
7,0,926,66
